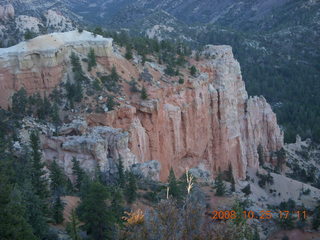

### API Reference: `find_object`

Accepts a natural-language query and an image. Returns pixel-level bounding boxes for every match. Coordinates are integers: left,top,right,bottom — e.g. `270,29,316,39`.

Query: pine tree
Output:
140,86,148,100
111,187,125,224
117,158,125,188
78,181,114,240
257,144,264,166
72,157,85,191
0,187,37,240
21,181,49,239
110,65,119,82
52,196,64,224
214,172,226,196
125,45,133,60
168,167,179,198
125,172,137,204
88,48,97,71
12,88,28,115
24,29,37,40
66,210,81,240
106,96,116,111
30,131,49,201
51,103,61,129
49,160,66,195
0,158,36,240
190,65,197,76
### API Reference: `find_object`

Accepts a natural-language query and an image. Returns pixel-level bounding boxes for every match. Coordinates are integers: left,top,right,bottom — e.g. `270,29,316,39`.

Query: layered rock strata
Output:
0,30,112,108
87,45,284,180
0,32,283,181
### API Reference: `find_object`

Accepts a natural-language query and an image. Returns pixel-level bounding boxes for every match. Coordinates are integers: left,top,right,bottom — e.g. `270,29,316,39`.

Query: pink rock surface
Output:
87,45,284,181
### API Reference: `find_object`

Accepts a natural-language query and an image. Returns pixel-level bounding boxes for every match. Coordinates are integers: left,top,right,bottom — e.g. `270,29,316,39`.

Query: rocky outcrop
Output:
87,45,283,180
0,30,112,108
0,30,283,181
42,120,137,178
131,160,161,181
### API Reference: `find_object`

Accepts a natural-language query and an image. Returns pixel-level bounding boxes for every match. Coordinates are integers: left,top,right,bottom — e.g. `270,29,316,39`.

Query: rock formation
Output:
0,30,112,108
87,45,284,180
41,119,137,178
0,31,283,181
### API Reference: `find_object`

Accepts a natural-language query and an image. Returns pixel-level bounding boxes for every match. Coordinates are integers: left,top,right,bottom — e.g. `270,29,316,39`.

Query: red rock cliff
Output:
0,32,283,181
87,45,284,180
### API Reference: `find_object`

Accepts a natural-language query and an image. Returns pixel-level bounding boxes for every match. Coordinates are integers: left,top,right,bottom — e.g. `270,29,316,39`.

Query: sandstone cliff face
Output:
0,30,112,108
87,45,284,180
1,31,283,181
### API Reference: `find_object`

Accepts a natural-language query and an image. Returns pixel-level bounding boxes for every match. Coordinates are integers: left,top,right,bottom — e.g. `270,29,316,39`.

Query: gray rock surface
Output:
131,160,161,181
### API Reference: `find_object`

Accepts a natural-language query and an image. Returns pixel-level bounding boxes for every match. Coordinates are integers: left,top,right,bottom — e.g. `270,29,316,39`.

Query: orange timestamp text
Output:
210,210,307,220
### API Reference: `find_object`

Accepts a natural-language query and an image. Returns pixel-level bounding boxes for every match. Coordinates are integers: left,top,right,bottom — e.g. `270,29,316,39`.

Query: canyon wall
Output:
87,45,284,180
0,31,283,181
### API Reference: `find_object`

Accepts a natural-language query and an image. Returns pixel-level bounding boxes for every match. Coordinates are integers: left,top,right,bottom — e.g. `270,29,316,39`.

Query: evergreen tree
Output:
21,182,49,239
168,167,179,198
241,184,251,196
66,210,81,240
94,163,104,184
70,52,83,74
125,45,133,60
257,144,264,166
276,147,286,171
106,96,116,111
125,172,137,204
110,65,119,82
37,96,52,120
78,181,114,240
214,172,226,196
51,103,61,131
111,187,125,224
72,157,85,191
30,131,49,201
49,160,66,195
117,158,125,188
52,196,64,224
0,157,36,240
88,48,97,71
165,65,176,76
140,86,148,100
230,175,236,192
12,88,28,116
24,29,37,40
190,65,197,76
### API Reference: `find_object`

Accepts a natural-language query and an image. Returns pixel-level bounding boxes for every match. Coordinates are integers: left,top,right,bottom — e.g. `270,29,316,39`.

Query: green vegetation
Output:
101,65,121,93
125,45,133,60
190,65,197,76
241,184,252,196
140,86,148,100
214,172,226,196
24,29,37,40
125,172,137,204
256,171,274,188
87,48,97,71
257,144,264,166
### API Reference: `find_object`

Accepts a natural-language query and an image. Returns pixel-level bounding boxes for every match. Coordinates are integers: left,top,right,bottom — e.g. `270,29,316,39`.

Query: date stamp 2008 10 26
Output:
210,210,307,220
